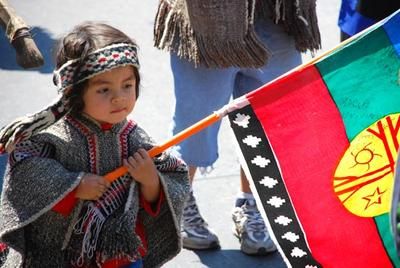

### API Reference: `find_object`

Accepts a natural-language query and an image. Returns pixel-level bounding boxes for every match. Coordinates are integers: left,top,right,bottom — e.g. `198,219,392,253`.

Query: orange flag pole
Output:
104,97,250,182
104,113,220,181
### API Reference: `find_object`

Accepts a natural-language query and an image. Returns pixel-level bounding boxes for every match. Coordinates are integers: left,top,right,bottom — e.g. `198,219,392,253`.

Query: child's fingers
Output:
137,148,150,160
133,152,145,165
98,183,107,193
126,156,138,168
95,192,103,200
100,177,111,188
125,156,144,172
123,159,134,172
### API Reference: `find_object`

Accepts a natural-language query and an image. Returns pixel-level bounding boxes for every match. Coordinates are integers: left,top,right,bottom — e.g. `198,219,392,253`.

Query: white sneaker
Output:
232,198,277,255
181,191,220,250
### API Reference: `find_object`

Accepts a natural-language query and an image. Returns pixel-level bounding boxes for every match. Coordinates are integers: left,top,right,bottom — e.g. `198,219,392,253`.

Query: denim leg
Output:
170,54,237,167
234,18,302,98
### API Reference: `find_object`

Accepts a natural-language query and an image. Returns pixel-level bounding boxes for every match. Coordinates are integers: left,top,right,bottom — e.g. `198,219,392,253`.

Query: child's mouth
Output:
111,108,126,113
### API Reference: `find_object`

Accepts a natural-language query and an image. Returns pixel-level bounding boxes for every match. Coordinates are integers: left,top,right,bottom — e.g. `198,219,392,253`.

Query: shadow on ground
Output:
191,249,286,268
0,26,56,73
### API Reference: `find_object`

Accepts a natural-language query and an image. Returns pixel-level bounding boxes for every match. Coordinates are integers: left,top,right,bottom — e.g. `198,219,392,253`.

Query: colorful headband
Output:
53,43,140,92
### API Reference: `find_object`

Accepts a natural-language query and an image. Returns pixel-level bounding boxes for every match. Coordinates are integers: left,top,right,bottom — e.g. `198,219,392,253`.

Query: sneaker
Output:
232,198,277,255
181,191,220,250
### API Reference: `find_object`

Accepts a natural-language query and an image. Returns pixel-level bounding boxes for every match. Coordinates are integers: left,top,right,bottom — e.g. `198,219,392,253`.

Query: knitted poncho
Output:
154,0,321,68
0,114,190,267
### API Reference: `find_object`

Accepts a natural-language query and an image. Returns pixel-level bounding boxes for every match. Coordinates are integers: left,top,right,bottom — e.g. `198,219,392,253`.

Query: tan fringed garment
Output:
154,0,321,68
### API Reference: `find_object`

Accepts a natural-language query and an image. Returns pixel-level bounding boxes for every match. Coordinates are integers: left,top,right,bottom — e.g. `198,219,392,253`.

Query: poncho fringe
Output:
154,0,321,68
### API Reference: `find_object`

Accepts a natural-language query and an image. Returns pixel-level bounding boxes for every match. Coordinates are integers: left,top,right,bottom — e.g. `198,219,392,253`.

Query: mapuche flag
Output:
228,10,400,268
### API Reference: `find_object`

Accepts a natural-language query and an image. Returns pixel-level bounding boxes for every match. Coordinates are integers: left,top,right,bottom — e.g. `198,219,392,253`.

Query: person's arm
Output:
6,154,83,222
140,189,165,216
52,173,111,216
6,139,81,217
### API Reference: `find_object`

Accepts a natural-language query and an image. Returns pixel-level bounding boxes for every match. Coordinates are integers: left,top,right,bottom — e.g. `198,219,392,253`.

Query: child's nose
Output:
111,93,126,103
112,91,126,102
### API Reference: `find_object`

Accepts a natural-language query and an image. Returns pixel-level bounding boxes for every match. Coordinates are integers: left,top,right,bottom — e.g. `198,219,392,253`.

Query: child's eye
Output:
97,88,109,94
123,84,134,90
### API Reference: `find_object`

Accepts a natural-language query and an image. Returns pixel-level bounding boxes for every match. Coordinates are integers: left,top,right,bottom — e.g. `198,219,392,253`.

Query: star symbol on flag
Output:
243,135,261,148
233,113,251,128
362,187,386,210
291,247,307,258
259,176,278,188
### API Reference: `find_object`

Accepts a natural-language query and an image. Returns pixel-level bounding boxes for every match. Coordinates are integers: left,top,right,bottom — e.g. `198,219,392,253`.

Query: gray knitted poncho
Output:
0,114,190,267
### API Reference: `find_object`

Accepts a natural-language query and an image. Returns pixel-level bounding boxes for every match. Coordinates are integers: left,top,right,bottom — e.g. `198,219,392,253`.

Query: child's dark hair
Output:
55,22,140,114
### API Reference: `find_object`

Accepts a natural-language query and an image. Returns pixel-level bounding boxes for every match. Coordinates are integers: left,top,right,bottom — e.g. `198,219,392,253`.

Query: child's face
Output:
82,66,137,124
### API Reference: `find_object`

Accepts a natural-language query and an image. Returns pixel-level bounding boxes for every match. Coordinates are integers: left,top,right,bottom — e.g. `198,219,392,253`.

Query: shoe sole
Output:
182,240,221,250
241,243,277,256
232,226,277,255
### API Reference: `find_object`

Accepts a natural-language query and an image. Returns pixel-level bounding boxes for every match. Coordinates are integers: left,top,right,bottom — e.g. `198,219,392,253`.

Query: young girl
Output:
0,22,189,267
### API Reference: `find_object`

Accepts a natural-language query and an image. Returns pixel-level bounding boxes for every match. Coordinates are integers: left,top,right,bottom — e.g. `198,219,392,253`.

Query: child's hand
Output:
123,149,159,185
123,148,160,202
75,174,111,200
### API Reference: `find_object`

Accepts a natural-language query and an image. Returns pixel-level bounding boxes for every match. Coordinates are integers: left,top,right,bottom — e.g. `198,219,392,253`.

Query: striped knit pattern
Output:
0,114,190,268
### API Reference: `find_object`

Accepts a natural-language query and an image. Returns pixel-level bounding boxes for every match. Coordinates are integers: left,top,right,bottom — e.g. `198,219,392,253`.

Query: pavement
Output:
0,1,340,267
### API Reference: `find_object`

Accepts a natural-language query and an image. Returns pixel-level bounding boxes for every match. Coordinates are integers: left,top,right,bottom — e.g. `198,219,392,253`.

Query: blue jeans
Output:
170,18,302,167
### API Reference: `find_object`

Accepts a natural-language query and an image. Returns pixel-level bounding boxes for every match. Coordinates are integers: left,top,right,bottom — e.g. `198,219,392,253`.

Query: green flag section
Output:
317,22,400,141
229,10,400,268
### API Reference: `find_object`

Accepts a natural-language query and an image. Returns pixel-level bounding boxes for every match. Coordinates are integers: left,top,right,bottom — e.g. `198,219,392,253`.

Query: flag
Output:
228,10,400,268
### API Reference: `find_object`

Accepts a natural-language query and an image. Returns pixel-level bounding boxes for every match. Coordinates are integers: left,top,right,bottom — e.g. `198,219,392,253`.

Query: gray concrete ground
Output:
0,1,340,267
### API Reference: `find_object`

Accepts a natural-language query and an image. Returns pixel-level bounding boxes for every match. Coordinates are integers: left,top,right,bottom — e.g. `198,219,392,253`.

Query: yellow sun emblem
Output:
333,113,400,217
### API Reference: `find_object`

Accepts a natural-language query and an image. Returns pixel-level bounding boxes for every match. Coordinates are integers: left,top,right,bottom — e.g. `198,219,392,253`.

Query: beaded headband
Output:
53,43,140,92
